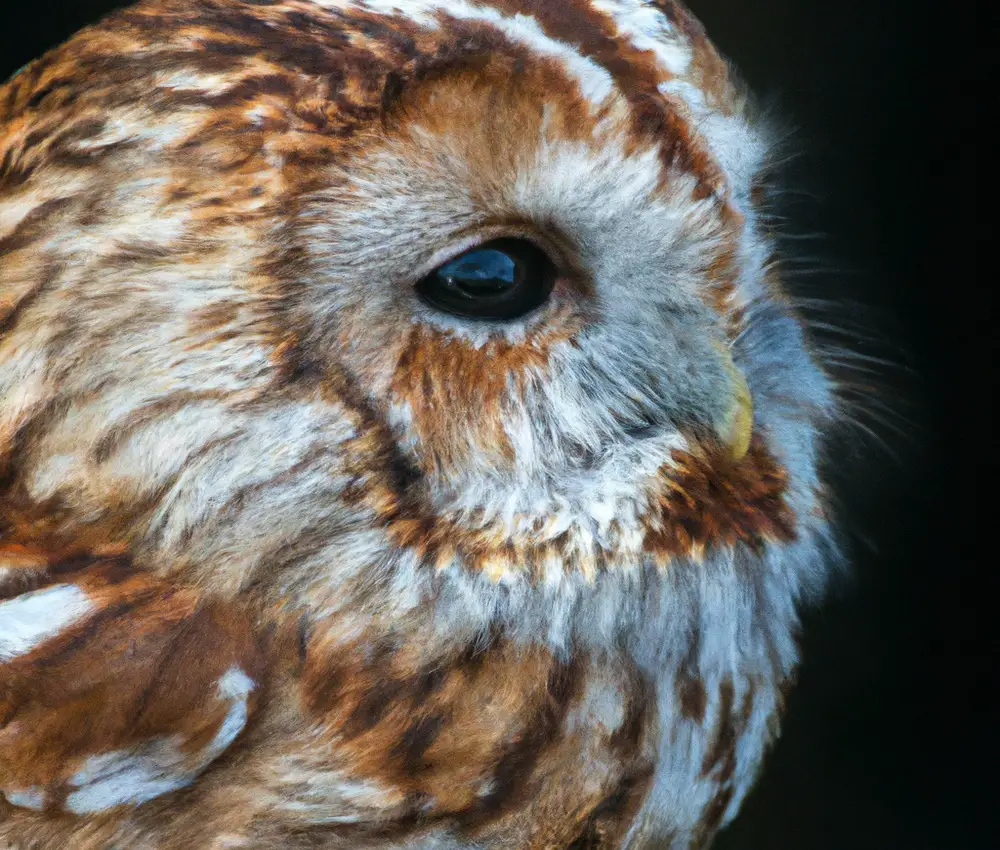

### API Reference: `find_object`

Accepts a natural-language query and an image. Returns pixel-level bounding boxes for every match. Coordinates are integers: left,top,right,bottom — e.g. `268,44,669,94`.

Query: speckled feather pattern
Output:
0,1,839,847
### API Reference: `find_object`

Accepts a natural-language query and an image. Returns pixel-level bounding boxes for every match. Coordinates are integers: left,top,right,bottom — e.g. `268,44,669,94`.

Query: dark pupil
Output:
416,237,553,321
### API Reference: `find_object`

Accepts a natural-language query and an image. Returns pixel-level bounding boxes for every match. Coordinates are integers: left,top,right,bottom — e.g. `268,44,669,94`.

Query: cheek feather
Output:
389,321,580,475
703,235,747,333
380,432,795,582
643,437,797,564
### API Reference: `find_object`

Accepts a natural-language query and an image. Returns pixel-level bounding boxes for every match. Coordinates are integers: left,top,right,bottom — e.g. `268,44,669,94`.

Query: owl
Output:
0,1,842,848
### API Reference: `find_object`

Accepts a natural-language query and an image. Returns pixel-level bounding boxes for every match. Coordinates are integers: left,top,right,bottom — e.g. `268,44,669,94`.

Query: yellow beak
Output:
713,340,754,460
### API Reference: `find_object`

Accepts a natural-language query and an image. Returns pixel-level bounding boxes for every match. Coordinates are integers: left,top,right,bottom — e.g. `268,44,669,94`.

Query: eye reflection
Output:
416,237,554,321
440,249,517,298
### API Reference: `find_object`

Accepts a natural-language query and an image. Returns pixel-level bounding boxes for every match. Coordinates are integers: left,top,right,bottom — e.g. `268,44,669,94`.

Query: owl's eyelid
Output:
409,223,566,285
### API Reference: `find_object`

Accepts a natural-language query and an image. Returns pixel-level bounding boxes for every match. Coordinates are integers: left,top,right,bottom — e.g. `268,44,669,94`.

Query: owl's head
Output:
0,0,835,592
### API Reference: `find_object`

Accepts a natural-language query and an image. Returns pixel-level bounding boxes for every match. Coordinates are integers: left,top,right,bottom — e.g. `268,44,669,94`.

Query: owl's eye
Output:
415,238,555,321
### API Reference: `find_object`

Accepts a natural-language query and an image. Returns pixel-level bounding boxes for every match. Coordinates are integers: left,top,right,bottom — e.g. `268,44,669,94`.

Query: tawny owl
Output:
0,1,843,847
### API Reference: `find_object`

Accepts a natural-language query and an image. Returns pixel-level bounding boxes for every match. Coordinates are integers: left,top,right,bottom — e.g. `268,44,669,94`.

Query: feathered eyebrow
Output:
357,0,618,103
343,0,726,196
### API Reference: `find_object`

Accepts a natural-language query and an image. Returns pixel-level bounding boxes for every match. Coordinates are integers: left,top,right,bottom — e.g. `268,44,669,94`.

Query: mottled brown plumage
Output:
1,1,840,847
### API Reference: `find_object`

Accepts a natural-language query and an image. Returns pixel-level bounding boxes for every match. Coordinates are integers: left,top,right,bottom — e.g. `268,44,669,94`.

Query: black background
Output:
0,2,986,848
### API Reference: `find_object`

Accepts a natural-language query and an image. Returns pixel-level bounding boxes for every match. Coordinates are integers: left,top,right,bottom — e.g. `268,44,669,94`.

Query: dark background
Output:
0,2,985,848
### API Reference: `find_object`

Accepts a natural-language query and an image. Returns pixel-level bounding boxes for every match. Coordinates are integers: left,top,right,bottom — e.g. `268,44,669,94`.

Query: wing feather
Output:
0,550,265,815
